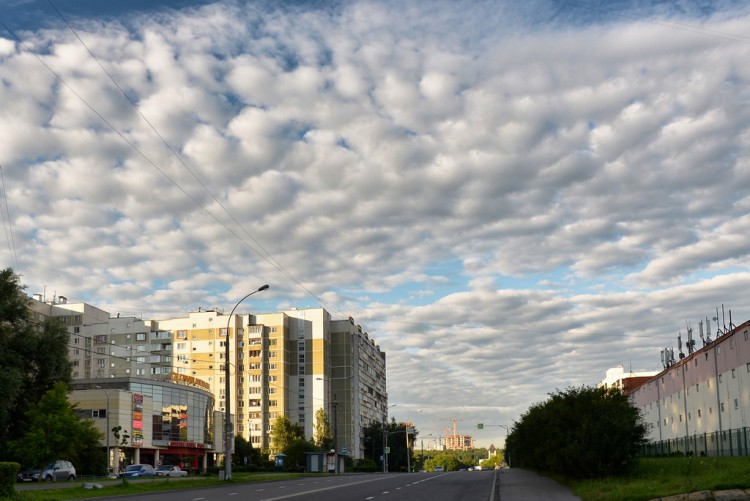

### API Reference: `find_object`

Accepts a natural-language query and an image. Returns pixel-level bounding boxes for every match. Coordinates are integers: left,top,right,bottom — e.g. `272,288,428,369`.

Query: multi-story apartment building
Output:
29,295,388,464
155,307,388,459
630,317,750,456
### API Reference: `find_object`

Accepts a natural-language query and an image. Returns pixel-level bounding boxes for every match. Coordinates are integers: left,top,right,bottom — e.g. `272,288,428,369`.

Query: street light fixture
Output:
224,284,269,481
95,386,110,477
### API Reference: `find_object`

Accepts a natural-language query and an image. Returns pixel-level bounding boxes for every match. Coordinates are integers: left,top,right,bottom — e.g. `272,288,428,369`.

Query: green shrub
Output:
0,462,20,498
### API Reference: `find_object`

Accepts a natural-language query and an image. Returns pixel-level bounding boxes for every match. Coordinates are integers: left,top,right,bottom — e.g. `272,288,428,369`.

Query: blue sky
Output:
2,0,750,446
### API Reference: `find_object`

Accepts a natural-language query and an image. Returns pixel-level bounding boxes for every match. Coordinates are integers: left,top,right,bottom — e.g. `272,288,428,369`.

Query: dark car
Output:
16,467,42,483
119,464,156,478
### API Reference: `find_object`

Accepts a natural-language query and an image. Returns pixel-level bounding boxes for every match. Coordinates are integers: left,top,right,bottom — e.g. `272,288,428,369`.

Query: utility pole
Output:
333,394,338,473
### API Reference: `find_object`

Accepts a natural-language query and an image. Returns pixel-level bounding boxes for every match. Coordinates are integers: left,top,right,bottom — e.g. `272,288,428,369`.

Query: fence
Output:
641,427,750,457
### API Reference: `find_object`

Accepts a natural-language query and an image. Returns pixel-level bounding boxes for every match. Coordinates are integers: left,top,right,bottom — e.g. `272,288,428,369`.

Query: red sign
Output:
168,441,205,449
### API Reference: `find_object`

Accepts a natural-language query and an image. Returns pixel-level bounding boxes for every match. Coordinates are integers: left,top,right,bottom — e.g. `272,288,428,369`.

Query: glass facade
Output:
73,377,214,448
129,381,213,446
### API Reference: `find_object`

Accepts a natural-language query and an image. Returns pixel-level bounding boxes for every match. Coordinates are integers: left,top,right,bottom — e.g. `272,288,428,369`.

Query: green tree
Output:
8,382,104,474
283,438,316,470
0,268,72,458
505,385,647,478
313,408,333,450
270,416,304,454
233,435,266,468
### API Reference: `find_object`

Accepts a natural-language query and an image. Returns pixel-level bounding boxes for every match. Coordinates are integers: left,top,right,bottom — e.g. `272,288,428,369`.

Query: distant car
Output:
119,464,156,478
41,460,76,482
155,465,188,477
17,467,42,483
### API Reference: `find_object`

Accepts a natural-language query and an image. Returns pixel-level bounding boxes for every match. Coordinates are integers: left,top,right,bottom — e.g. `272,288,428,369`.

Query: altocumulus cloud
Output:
1,0,750,443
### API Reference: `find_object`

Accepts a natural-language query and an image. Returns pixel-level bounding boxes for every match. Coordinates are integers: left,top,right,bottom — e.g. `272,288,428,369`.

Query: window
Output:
177,330,187,339
721,403,725,412
220,328,228,336
735,399,739,410
96,358,105,366
95,335,107,343
136,345,145,352
136,332,146,341
269,375,277,382
269,400,277,407
732,369,736,378
268,363,277,370
698,409,702,418
251,375,262,382
136,356,145,364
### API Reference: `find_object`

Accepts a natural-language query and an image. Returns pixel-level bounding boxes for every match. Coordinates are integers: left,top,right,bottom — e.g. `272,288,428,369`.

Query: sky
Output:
1,0,750,449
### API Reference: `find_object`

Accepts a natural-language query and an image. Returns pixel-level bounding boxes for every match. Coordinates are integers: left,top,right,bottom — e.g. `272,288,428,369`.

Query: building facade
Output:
630,318,750,456
69,377,216,475
155,307,388,459
29,295,388,463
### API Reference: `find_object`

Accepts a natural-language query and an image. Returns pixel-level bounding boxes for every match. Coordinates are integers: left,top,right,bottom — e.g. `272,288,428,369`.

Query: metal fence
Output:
641,428,750,457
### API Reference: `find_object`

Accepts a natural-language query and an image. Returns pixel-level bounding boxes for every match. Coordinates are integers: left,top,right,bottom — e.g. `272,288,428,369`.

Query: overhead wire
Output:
0,164,19,270
43,0,353,322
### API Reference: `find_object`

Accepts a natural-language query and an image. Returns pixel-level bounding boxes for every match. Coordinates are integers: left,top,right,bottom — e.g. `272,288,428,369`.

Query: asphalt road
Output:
64,469,579,501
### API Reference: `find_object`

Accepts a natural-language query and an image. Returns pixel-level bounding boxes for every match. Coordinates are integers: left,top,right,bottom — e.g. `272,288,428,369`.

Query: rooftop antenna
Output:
706,317,712,343
678,332,685,359
714,308,721,337
699,319,706,347
729,308,736,331
686,321,695,355
722,304,727,334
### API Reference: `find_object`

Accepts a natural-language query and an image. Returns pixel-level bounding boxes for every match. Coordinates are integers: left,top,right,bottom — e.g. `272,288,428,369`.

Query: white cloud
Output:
2,0,750,445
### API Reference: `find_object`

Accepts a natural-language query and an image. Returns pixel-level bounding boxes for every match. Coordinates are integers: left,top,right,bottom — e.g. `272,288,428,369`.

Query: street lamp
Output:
224,284,269,481
95,386,110,477
406,409,422,473
477,423,511,468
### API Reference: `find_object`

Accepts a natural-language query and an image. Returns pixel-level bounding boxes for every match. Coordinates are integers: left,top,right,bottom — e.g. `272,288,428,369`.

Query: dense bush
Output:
0,462,19,498
505,385,647,478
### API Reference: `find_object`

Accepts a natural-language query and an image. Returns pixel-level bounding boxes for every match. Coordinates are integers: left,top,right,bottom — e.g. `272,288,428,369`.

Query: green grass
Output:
13,472,311,501
564,457,750,501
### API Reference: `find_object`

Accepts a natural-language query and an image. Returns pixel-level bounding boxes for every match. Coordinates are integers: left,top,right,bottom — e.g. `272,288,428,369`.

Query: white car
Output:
155,465,188,477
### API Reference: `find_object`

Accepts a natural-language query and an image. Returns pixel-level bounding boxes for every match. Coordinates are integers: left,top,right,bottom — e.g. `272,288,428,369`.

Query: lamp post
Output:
95,386,110,477
477,423,511,468
224,284,269,481
405,409,422,473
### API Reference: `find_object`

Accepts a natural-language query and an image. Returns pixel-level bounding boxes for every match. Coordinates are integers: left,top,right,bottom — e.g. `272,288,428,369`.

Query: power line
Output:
0,164,18,270
42,1,353,322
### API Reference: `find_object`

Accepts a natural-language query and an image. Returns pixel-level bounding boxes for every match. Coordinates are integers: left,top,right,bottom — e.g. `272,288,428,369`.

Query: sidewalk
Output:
496,468,582,501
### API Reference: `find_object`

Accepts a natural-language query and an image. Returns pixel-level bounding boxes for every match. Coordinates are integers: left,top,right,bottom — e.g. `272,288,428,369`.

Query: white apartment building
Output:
630,318,750,456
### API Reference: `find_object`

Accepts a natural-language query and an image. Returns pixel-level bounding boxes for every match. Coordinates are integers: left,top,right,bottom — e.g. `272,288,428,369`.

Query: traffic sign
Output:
384,447,390,454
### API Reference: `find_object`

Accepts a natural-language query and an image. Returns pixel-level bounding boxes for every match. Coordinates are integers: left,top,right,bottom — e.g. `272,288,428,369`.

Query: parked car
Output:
41,460,76,481
16,467,42,483
155,465,188,477
119,464,156,478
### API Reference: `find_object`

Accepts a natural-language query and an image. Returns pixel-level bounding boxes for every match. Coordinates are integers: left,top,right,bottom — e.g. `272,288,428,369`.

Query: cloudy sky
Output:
2,0,750,447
